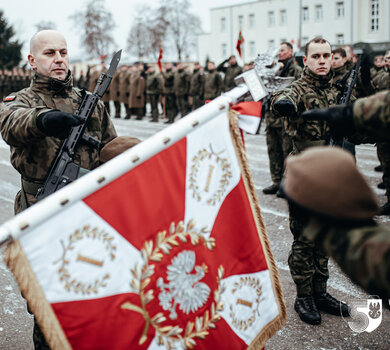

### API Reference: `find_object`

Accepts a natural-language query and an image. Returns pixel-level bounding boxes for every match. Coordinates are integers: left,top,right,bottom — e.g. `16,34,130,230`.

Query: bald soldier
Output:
0,30,117,348
281,146,389,300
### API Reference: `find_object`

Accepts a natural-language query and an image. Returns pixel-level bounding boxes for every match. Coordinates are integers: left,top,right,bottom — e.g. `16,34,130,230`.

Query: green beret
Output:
282,146,379,220
100,136,141,163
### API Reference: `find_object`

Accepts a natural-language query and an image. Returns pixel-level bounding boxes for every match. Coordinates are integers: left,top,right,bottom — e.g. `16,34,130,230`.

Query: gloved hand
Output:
302,104,355,137
36,110,83,139
273,99,295,117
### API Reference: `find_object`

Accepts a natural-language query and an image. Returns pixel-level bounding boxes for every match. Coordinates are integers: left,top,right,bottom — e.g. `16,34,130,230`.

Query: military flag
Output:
232,101,262,134
2,100,285,349
157,48,163,72
236,30,245,58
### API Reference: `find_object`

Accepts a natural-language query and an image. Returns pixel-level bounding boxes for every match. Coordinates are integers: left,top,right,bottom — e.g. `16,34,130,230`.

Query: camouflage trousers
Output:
265,126,292,184
176,95,189,118
165,94,177,123
288,212,329,296
377,142,390,200
148,94,160,120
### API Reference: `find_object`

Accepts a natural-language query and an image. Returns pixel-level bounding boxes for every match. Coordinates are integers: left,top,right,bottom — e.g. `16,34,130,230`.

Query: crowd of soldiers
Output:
0,67,32,100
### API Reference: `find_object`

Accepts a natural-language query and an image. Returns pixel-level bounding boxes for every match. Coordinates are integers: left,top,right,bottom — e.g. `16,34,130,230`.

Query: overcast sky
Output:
1,0,241,63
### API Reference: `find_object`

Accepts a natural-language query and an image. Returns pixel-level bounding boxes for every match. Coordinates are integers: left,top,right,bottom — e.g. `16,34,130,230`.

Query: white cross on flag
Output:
3,108,286,349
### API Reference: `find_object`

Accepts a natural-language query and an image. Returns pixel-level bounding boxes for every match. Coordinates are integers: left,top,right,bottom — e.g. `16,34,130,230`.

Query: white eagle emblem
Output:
157,250,210,320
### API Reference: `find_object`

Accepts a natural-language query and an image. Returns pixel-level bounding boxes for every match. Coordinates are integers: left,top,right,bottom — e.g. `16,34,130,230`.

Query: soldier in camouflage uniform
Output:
271,37,350,326
162,62,177,124
203,61,223,101
217,55,242,92
370,54,384,79
146,64,162,122
189,62,204,111
173,62,190,118
0,30,117,349
331,47,348,84
263,42,301,195
109,68,121,118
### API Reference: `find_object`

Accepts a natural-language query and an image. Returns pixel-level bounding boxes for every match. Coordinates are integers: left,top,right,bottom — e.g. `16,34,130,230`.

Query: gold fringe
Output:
228,110,287,349
5,241,72,350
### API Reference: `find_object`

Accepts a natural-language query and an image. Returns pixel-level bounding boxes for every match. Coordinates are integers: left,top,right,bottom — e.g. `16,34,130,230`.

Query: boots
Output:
294,296,321,325
314,292,350,317
262,183,280,195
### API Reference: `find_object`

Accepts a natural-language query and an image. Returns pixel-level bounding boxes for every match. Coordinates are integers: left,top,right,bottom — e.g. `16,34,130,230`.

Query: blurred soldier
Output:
217,54,242,92
146,64,162,122
173,62,190,118
100,62,111,114
281,146,389,300
331,47,348,84
263,42,301,195
119,65,131,119
271,37,349,325
0,29,117,349
88,65,99,92
129,62,146,120
203,61,223,101
77,70,86,89
162,62,177,123
109,68,121,118
342,45,355,70
371,54,385,79
189,62,204,111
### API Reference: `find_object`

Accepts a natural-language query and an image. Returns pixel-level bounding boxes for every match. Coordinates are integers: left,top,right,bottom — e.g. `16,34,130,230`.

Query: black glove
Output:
273,99,295,117
302,104,355,137
36,110,83,139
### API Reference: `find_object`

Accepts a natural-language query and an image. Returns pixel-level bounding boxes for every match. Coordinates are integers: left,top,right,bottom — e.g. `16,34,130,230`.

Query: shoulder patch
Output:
3,95,16,102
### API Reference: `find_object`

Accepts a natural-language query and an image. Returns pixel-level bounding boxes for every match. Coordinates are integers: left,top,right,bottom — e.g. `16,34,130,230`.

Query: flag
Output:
233,101,262,134
99,54,108,62
157,48,163,72
3,108,285,349
236,31,245,58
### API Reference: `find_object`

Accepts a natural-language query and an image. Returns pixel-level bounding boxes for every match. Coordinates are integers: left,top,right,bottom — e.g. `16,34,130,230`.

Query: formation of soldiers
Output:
0,67,32,100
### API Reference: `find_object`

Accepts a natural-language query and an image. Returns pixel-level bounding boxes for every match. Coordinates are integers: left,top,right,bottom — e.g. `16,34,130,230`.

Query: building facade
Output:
197,0,390,64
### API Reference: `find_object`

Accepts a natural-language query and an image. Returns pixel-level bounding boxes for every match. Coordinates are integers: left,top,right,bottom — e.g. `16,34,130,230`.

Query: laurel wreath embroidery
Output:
54,225,116,295
230,277,263,331
188,144,233,206
121,220,226,349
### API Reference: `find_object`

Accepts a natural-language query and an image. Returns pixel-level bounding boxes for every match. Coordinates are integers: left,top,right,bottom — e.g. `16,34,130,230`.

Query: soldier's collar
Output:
32,72,73,96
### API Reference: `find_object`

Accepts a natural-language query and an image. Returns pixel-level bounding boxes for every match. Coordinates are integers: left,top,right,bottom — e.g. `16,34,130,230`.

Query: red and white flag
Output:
233,101,262,134
3,108,285,349
236,31,245,58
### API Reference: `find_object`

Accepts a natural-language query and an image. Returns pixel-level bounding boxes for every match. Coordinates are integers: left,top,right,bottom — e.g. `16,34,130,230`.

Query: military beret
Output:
100,136,141,163
281,146,379,220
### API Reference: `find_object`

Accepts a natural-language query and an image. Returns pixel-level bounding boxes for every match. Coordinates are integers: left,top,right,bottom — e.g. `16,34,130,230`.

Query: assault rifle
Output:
36,50,122,201
330,54,362,149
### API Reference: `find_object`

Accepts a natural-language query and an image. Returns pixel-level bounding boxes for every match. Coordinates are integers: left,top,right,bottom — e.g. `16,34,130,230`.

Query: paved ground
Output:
0,111,389,349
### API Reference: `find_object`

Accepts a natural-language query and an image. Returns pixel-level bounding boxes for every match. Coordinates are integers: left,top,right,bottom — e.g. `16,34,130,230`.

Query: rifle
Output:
330,54,362,149
36,50,122,201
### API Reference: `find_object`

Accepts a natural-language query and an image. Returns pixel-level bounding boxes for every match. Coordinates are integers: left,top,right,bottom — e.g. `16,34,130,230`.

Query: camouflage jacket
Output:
372,69,390,92
303,217,390,299
0,72,117,184
162,69,175,95
331,64,348,86
204,70,223,100
146,71,162,95
272,67,339,146
217,62,242,92
173,69,189,96
189,69,204,97
353,90,390,141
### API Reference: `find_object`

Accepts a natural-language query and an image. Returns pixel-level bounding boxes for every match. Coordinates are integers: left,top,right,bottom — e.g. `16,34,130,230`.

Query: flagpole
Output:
0,72,265,245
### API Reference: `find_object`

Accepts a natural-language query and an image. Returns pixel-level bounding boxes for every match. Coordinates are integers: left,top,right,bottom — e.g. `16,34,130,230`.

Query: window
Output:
302,7,309,22
315,5,323,21
280,9,287,25
238,15,244,29
220,17,226,32
249,41,256,56
249,14,255,29
268,39,275,49
268,11,275,26
336,2,344,18
222,43,227,57
371,0,379,31
336,34,344,45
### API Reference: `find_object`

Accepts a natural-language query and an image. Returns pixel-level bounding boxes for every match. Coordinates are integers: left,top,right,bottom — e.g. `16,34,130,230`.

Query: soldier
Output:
146,64,162,122
109,67,121,118
203,61,223,101
262,42,301,195
129,62,146,120
280,146,389,300
342,45,355,70
118,64,131,119
173,62,190,118
271,37,350,325
370,54,385,79
331,47,348,84
189,62,204,111
0,29,117,349
100,62,111,114
162,62,177,124
77,69,86,89
217,55,242,92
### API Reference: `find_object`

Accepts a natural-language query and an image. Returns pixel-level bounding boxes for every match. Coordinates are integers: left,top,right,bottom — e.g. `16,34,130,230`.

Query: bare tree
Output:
69,0,115,58
35,21,57,32
127,16,151,61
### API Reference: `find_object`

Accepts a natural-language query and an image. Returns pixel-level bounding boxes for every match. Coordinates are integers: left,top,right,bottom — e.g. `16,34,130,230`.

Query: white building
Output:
197,0,390,65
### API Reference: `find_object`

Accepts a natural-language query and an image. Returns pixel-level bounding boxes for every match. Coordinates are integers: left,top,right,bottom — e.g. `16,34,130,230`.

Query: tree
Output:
0,11,22,70
35,21,57,32
69,0,115,58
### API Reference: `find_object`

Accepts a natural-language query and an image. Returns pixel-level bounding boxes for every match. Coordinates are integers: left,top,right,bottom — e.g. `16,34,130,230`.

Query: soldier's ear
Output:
28,54,37,70
302,55,307,66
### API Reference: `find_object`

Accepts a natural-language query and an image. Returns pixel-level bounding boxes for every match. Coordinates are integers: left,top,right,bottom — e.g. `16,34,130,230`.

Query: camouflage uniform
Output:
189,68,204,111
119,68,131,118
146,71,162,121
109,69,121,118
216,62,242,92
173,68,190,117
272,66,339,296
203,69,223,101
331,64,348,86
162,68,177,123
0,72,117,214
265,58,302,186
